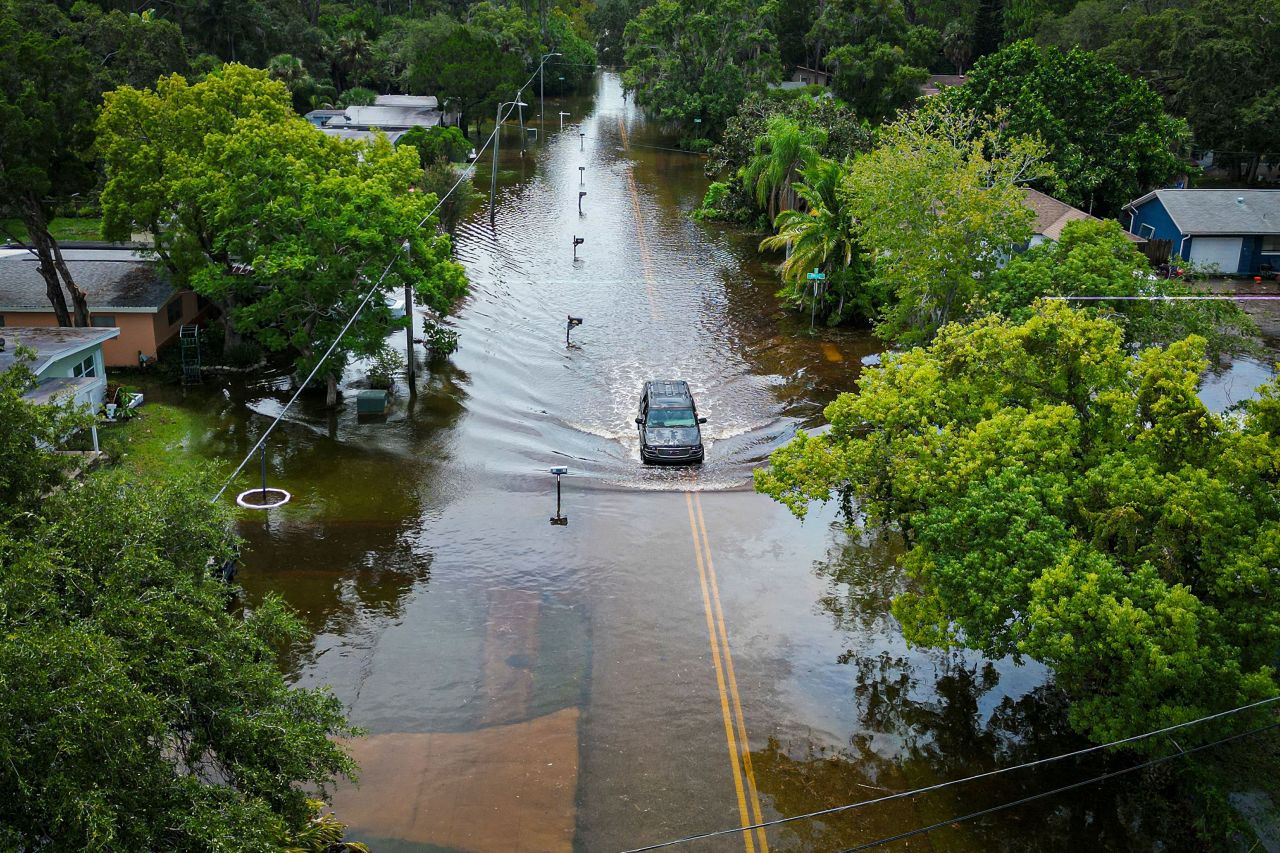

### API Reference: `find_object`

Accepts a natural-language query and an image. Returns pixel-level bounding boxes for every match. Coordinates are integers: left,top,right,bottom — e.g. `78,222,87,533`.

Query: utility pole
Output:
539,52,561,129
490,99,526,224
404,280,415,396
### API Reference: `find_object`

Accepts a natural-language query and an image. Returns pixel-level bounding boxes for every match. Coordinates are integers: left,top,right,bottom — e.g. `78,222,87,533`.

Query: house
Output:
0,248,207,366
790,66,830,87
920,74,966,97
1122,189,1280,274
1022,188,1144,247
304,109,345,128
308,95,445,142
0,326,119,410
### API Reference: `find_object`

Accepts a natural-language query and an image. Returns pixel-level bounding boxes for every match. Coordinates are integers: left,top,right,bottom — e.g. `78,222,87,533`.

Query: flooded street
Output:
152,72,1278,851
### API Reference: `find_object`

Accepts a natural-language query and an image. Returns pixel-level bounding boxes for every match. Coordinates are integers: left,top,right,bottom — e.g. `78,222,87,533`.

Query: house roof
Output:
374,94,438,109
921,74,966,97
1123,189,1280,235
0,249,174,313
320,127,408,144
326,104,442,130
0,326,120,376
23,375,99,406
1022,187,1144,243
1024,188,1093,240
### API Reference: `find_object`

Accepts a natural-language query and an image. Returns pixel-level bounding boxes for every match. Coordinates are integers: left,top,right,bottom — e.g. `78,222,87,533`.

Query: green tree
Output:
756,301,1280,745
942,18,974,72
97,65,467,406
942,40,1188,214
71,5,192,92
405,15,525,135
622,0,780,137
841,102,1047,342
397,124,474,166
827,40,928,123
700,89,873,224
759,157,878,323
740,114,826,222
0,0,97,326
0,381,361,849
986,218,1255,358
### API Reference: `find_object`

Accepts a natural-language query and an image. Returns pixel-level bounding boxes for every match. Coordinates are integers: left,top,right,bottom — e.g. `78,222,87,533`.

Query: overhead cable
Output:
618,694,1280,852
211,59,554,503
835,721,1279,852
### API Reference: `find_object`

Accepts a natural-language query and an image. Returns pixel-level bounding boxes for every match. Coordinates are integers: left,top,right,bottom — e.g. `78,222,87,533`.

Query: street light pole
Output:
490,99,527,224
539,51,561,128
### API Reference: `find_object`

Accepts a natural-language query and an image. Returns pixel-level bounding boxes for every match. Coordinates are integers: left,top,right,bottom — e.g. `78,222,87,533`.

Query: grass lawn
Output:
2,216,104,243
99,402,222,482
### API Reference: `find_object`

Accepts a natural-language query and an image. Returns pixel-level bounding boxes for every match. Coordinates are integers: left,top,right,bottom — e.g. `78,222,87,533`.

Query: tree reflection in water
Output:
751,523,1146,852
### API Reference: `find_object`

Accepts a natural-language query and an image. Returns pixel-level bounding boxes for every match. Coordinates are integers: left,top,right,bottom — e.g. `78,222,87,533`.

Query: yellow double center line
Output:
615,108,766,850
685,492,769,853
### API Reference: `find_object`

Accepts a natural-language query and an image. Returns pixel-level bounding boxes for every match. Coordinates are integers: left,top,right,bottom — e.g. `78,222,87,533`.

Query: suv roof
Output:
645,380,693,407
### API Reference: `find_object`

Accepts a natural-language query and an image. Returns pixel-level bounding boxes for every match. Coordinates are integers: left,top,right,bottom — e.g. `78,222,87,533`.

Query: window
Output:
71,354,96,378
647,408,698,428
166,297,183,325
0,315,5,327
1262,235,1280,254
90,315,116,328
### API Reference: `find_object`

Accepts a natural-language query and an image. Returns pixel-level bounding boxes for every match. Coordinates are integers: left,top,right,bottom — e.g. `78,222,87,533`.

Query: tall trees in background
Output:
0,0,97,326
943,40,1188,215
622,0,780,136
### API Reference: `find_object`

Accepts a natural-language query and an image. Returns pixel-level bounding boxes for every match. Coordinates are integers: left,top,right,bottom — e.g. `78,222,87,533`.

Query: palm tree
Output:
334,33,373,91
267,53,309,90
739,115,827,223
760,157,867,321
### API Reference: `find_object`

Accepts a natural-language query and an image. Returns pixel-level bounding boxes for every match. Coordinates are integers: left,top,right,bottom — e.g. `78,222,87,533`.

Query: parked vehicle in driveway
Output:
636,380,706,464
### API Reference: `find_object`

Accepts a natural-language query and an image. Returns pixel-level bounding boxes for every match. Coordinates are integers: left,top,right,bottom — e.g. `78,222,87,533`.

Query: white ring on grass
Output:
235,488,291,509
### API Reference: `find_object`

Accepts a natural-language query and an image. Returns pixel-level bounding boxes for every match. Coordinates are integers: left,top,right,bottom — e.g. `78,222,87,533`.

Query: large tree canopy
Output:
97,65,467,405
0,370,361,850
756,302,1280,745
942,39,1187,214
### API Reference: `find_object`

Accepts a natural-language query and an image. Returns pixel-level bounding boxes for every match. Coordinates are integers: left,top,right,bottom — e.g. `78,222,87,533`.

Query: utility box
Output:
356,389,390,415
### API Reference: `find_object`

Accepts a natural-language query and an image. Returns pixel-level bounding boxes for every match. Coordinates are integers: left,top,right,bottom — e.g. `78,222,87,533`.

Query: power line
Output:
1049,295,1280,301
836,721,1280,853
618,694,1280,852
211,61,553,504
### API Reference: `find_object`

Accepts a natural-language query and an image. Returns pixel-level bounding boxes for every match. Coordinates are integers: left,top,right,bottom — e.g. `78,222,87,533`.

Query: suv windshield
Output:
647,408,697,428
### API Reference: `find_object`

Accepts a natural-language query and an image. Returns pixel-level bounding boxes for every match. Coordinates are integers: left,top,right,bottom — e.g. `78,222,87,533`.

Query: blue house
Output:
1122,189,1280,275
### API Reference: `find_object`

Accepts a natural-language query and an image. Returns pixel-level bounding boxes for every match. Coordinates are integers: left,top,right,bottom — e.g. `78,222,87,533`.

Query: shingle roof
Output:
1125,189,1280,235
1023,188,1093,240
0,250,173,312
0,326,120,375
1022,188,1143,243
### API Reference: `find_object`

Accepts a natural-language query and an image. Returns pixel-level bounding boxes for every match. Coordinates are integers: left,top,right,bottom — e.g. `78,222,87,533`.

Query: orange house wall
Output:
1,291,207,368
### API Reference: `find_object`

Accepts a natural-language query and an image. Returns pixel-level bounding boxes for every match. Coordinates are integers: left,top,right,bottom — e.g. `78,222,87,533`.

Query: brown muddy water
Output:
142,73,1278,852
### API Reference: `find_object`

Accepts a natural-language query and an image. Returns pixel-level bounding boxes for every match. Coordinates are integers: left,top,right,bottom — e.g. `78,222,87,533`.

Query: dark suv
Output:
636,380,706,464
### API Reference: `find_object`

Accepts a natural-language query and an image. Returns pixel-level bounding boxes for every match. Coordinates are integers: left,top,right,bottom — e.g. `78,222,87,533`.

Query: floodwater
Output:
151,73,1278,852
